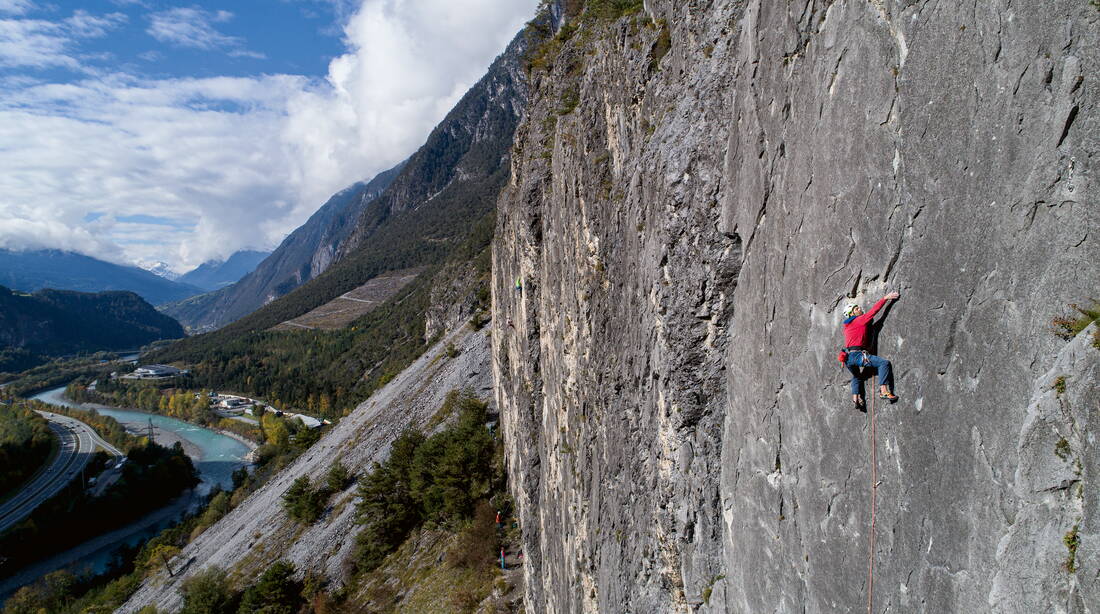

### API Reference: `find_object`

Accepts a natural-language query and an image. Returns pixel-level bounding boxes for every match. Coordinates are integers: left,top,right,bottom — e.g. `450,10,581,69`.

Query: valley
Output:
0,1,1096,613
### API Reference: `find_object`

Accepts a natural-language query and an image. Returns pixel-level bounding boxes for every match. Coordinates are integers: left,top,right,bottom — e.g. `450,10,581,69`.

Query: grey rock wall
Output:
493,1,1098,613
425,260,485,342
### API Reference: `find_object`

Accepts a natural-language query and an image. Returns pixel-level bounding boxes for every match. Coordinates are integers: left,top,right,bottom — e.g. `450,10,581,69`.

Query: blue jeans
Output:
846,351,892,395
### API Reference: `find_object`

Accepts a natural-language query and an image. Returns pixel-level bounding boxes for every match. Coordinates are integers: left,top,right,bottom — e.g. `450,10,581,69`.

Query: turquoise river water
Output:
33,386,251,492
0,386,251,594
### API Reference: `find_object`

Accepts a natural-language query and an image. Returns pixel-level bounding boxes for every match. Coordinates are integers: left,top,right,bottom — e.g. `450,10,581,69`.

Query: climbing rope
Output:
866,375,878,614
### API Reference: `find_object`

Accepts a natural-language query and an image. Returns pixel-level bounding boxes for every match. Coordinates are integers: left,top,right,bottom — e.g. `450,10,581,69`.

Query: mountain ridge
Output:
161,165,405,332
0,249,203,306
0,285,184,357
152,30,528,356
177,250,272,292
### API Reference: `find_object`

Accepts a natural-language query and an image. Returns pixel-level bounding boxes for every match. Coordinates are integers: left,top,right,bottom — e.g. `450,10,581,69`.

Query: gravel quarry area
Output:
120,324,494,613
271,268,425,331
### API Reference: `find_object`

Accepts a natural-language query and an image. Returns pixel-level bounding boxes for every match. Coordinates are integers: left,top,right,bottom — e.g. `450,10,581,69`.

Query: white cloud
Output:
0,9,125,70
0,0,540,271
0,0,32,16
0,18,77,69
66,10,127,38
0,74,305,267
0,218,126,262
281,0,537,221
147,7,263,58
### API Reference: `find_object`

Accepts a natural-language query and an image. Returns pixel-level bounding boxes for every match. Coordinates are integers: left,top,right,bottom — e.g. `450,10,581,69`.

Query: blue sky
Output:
0,0,538,272
14,0,348,80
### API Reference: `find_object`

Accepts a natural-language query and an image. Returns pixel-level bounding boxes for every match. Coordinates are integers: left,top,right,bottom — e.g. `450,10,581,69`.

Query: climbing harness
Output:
867,375,878,614
839,347,873,367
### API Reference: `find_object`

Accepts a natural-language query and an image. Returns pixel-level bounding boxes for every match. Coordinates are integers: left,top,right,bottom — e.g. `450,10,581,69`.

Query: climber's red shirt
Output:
843,298,887,348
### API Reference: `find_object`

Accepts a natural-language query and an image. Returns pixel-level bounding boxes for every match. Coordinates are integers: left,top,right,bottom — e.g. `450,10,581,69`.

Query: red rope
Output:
867,375,877,614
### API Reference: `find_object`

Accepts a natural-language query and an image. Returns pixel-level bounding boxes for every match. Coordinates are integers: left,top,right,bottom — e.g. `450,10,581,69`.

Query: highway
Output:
0,412,123,535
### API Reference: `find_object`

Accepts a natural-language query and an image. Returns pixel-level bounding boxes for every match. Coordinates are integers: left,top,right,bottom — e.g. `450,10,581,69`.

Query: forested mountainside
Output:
177,250,272,292
493,1,1098,613
121,324,500,613
144,31,529,418
0,249,203,306
160,29,528,337
0,286,184,359
163,165,402,332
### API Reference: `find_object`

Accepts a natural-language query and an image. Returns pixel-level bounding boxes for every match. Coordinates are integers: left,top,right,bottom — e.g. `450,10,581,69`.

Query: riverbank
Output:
82,405,260,454
59,388,264,451
32,386,251,491
211,428,259,461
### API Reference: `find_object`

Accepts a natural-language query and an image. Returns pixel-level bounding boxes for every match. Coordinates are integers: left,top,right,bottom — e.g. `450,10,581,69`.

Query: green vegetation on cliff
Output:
353,393,497,572
1053,300,1100,348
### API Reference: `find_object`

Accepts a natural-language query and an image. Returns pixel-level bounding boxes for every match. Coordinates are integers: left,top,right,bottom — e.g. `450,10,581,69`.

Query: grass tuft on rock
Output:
1052,300,1100,349
1064,524,1080,572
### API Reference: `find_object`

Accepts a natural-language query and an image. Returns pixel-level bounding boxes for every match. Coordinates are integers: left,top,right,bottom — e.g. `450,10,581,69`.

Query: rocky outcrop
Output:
425,260,487,342
120,323,493,613
493,1,1098,613
994,324,1099,612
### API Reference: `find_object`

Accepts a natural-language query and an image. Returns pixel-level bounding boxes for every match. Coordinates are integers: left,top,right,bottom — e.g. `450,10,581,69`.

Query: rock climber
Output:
842,292,900,406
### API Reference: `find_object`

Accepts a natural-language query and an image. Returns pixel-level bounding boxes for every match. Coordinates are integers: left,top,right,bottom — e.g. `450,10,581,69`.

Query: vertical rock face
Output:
493,1,1098,613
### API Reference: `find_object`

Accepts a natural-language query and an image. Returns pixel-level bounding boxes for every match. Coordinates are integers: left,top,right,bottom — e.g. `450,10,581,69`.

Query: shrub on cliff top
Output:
584,0,644,20
237,561,303,614
180,567,238,614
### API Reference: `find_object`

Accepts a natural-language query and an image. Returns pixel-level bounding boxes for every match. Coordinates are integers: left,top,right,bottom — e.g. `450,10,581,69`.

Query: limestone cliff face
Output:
492,1,1098,613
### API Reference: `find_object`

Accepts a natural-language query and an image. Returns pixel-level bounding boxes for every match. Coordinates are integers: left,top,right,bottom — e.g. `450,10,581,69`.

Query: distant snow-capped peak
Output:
140,261,180,281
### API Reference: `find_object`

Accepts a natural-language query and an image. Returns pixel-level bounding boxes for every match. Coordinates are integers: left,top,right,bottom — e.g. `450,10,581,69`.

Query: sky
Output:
0,0,539,273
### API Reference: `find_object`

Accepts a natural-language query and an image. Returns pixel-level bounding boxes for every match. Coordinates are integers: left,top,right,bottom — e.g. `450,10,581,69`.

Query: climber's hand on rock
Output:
885,291,900,300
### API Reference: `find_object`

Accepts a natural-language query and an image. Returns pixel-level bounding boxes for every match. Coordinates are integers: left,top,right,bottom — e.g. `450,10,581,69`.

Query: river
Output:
32,386,251,493
0,386,251,596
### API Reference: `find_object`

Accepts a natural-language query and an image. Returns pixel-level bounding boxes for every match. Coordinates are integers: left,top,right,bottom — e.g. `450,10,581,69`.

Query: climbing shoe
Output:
880,392,899,403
